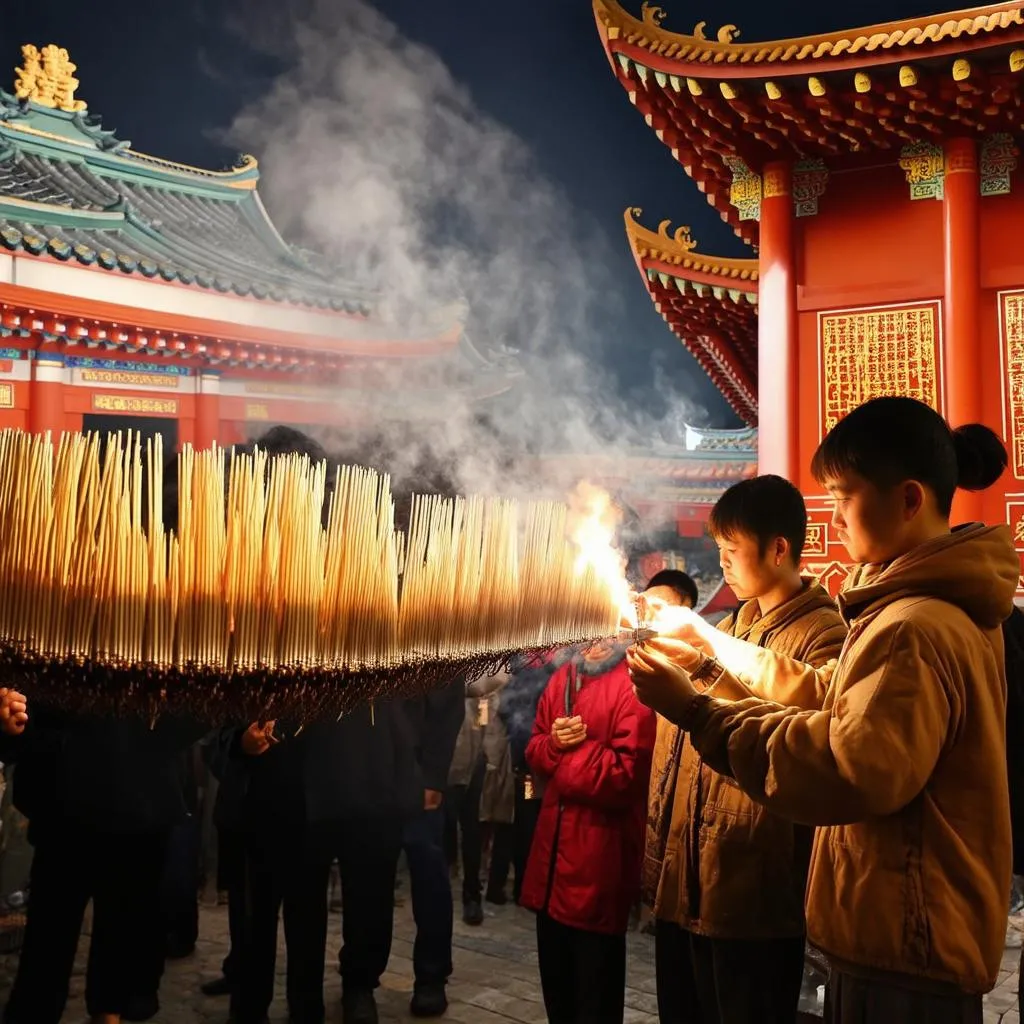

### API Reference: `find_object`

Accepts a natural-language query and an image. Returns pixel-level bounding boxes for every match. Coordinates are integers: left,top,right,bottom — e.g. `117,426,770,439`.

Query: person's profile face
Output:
825,471,907,564
714,530,780,601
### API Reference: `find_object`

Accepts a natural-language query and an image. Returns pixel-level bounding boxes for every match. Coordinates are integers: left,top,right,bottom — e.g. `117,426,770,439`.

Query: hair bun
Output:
953,423,1008,492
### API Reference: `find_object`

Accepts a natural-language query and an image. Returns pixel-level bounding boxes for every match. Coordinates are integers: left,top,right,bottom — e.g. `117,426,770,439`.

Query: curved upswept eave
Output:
623,207,759,426
593,0,1024,74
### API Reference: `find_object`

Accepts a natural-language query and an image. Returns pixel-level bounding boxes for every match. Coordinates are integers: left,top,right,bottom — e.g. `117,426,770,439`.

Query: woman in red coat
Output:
520,639,656,1024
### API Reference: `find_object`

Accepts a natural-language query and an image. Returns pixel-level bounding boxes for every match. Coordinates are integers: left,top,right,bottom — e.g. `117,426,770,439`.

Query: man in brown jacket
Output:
647,474,846,1023
630,398,1016,1023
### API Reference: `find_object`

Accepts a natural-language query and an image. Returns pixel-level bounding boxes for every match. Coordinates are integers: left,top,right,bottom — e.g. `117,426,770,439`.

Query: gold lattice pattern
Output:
820,305,940,434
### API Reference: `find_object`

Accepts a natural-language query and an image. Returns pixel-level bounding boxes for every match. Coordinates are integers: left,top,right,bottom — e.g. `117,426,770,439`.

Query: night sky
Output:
5,0,949,432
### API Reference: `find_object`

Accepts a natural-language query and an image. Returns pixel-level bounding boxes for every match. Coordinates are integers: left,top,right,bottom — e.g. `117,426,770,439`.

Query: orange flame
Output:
566,481,630,619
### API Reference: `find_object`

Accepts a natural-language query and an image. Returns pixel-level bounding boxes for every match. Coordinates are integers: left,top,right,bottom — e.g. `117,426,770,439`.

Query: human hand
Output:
424,788,444,811
626,643,700,725
0,688,27,736
240,721,278,756
551,715,587,751
644,637,714,673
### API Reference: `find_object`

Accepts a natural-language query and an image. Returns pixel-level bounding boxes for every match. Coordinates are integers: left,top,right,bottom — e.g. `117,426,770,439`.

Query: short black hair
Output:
811,397,1006,517
708,475,807,565
161,425,333,533
644,570,699,608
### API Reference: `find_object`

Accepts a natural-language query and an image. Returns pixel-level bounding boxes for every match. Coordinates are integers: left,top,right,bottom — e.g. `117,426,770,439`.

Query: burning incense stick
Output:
0,429,624,719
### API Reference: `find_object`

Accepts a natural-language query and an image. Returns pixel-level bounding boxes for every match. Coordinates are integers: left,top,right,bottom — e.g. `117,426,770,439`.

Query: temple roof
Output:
595,0,1024,244
624,208,757,424
0,87,373,315
595,1,1024,71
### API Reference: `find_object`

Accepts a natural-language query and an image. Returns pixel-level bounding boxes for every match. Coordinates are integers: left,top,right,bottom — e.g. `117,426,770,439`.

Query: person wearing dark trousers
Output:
520,644,656,1024
509,772,541,905
290,814,405,1022
485,821,513,903
641,498,846,1024
159,746,202,962
227,719,305,1024
444,751,486,922
400,678,465,1018
496,651,564,905
535,913,627,1023
236,695,441,1024
197,727,252,999
0,697,205,1024
446,673,511,923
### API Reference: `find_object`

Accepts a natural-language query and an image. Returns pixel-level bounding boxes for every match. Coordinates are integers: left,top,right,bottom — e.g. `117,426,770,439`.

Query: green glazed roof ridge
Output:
0,97,379,313
0,216,376,314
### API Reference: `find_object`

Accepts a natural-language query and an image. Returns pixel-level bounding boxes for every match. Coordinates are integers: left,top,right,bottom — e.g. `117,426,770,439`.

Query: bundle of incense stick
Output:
0,429,622,720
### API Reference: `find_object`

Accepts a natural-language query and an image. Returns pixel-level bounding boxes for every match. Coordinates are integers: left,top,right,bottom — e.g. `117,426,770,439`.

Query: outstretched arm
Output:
629,622,951,827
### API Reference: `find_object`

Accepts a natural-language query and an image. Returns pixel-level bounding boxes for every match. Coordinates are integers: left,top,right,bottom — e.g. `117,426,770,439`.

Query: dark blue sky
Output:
5,0,946,430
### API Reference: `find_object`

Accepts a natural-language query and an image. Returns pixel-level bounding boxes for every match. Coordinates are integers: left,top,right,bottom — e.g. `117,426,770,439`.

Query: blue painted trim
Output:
63,356,191,376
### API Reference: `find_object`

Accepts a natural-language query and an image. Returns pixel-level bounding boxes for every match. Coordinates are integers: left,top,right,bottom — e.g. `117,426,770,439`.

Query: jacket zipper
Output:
544,663,579,913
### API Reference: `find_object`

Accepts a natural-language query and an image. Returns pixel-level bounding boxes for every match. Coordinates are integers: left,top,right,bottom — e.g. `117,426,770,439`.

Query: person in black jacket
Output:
396,679,465,1018
0,692,206,1024
232,692,463,1024
196,727,249,999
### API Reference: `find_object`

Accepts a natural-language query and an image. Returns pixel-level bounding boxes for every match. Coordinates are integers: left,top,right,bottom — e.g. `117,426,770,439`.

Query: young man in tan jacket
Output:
647,474,846,1023
630,397,1017,1023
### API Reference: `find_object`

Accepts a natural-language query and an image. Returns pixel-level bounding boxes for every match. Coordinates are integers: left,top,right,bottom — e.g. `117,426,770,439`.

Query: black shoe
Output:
201,975,233,997
410,983,448,1017
485,888,508,906
462,899,484,926
342,989,379,1024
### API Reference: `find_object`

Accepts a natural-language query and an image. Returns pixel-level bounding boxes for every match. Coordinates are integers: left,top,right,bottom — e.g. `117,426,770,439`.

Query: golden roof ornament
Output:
641,3,667,27
14,44,87,113
657,218,698,251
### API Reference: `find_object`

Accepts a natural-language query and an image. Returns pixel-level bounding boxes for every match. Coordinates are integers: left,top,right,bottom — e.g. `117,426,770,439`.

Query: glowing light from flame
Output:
566,481,630,619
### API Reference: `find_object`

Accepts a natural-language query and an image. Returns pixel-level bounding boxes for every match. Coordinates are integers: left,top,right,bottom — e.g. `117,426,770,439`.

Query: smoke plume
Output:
213,0,702,499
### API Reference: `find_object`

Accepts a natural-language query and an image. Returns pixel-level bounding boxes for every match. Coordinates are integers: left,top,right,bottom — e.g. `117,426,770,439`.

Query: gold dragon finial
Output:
657,219,698,252
14,43,87,112
692,21,741,43
641,2,667,26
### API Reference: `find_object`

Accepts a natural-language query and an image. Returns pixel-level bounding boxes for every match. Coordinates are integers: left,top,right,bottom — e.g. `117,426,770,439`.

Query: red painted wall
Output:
791,154,1024,594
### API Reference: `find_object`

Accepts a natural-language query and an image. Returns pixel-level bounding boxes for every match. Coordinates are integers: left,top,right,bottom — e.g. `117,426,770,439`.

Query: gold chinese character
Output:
13,43,86,112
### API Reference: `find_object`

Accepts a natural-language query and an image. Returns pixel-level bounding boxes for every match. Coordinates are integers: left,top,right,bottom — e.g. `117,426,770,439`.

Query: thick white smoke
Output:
214,0,702,497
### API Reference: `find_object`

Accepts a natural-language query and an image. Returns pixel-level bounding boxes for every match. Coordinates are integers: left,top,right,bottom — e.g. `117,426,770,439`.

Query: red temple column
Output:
758,161,799,481
28,353,66,438
195,371,221,449
942,137,983,523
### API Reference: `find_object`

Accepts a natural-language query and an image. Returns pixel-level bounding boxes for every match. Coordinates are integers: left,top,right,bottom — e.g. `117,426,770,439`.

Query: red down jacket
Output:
520,654,656,935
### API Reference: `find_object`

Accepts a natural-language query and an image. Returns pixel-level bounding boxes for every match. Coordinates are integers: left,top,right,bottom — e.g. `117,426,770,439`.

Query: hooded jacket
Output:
646,580,846,937
686,524,1017,993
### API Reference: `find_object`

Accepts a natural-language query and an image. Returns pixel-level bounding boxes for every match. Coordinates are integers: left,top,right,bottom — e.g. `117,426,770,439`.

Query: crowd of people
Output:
0,395,1022,1024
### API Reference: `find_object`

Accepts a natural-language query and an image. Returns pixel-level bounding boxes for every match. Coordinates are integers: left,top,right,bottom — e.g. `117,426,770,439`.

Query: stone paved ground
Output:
0,883,1022,1023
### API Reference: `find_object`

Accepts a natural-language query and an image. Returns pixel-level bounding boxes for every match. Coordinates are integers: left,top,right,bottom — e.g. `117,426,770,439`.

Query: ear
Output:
901,480,926,520
772,535,790,567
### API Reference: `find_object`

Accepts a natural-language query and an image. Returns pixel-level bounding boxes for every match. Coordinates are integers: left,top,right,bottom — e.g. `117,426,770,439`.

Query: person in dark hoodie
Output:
226,427,466,1024
0,683,206,1024
396,680,465,1019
